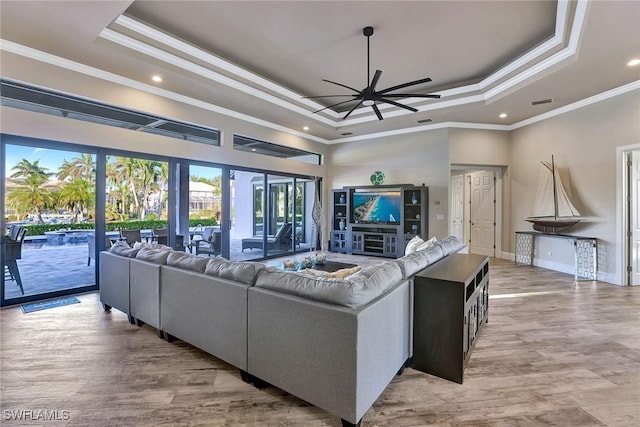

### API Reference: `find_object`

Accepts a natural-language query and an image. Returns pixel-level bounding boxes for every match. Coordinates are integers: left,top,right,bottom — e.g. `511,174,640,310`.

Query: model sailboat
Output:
526,155,584,233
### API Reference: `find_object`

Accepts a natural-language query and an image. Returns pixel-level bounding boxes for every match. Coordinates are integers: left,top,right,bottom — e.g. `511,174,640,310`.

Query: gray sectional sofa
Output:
99,236,465,427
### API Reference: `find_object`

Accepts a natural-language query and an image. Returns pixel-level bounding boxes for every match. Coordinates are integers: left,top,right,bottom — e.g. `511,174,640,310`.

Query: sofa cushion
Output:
204,258,265,285
166,251,210,273
108,240,140,258
135,248,172,264
435,236,465,256
255,261,403,308
394,244,445,279
133,241,173,251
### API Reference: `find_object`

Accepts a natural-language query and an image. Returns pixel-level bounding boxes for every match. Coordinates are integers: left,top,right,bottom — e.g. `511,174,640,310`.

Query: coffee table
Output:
309,260,357,273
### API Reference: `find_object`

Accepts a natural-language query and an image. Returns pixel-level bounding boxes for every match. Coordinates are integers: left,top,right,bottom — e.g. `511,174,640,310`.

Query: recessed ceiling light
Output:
251,148,257,152
499,113,508,119
627,58,640,67
303,126,309,131
151,75,163,83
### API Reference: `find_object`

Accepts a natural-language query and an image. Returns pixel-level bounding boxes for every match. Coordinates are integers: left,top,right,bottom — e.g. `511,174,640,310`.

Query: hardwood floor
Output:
1,258,639,426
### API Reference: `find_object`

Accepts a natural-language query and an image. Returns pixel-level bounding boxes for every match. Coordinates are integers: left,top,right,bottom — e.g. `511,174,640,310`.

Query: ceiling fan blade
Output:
322,79,361,94
312,98,361,114
372,104,384,121
303,94,360,99
343,100,364,120
380,98,419,113
369,70,383,92
379,77,433,94
381,93,441,99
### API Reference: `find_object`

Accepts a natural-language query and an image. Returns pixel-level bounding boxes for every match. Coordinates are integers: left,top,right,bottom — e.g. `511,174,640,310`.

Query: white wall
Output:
509,90,640,283
328,128,450,238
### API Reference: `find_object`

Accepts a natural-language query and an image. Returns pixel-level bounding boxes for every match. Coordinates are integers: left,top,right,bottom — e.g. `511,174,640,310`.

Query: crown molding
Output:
103,0,582,126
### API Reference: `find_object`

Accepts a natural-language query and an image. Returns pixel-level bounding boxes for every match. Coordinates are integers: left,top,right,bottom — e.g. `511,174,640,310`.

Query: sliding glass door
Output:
227,170,315,261
2,142,96,304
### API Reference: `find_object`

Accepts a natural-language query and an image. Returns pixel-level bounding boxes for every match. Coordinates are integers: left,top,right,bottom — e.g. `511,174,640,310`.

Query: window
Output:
0,79,220,146
233,135,321,165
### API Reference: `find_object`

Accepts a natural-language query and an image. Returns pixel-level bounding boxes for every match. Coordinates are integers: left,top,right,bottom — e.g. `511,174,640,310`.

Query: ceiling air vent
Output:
340,132,353,136
417,118,433,123
531,98,553,106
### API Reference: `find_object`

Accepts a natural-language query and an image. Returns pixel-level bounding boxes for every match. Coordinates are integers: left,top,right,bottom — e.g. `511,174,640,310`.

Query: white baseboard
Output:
500,252,620,285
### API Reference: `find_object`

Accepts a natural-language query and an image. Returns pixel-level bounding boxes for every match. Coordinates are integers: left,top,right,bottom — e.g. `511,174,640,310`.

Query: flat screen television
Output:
351,188,402,225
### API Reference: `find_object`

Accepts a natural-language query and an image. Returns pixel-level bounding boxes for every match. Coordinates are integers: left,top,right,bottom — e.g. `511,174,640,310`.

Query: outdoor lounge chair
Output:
4,225,27,295
194,227,221,256
241,223,292,252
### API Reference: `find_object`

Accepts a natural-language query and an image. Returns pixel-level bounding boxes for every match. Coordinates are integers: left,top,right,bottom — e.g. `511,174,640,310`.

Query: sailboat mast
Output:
551,155,559,219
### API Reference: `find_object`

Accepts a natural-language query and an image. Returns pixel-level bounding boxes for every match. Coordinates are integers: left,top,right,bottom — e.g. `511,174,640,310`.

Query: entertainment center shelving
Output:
330,184,428,258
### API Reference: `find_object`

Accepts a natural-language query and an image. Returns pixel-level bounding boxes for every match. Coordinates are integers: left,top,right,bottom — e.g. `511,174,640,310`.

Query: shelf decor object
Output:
370,171,385,185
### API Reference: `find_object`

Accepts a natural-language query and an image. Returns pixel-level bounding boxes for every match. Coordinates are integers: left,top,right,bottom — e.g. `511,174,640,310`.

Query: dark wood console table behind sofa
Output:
411,253,489,384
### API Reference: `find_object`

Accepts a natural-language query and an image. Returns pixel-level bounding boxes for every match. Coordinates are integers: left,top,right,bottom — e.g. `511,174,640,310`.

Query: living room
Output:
1,1,639,426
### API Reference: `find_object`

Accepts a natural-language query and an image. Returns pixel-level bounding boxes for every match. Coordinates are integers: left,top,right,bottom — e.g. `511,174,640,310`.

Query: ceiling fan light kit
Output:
305,26,441,120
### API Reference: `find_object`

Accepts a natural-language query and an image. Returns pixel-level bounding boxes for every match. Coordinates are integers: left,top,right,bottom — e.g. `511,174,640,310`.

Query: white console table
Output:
515,231,597,281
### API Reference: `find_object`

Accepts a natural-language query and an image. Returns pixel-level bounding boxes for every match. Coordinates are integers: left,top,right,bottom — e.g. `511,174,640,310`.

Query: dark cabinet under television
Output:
330,184,428,258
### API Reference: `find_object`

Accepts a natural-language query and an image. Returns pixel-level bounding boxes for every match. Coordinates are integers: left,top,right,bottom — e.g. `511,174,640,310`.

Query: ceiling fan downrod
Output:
364,26,374,88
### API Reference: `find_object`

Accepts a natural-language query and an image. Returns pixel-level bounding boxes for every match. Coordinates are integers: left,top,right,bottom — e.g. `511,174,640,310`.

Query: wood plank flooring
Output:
1,258,639,426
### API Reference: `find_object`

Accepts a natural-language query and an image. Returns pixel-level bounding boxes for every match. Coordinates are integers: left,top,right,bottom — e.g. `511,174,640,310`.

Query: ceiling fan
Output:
304,26,441,121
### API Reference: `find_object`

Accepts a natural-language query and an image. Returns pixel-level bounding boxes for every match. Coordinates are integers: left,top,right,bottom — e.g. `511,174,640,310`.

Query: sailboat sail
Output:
530,162,581,218
526,156,583,233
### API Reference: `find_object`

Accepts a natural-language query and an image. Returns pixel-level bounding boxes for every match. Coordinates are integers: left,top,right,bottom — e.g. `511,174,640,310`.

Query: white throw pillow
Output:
405,235,424,255
415,236,438,252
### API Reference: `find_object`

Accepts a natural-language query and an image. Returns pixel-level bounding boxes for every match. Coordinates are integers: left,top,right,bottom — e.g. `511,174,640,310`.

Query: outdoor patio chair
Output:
241,222,293,252
87,233,95,266
153,228,168,245
120,229,142,247
194,227,221,257
4,226,27,295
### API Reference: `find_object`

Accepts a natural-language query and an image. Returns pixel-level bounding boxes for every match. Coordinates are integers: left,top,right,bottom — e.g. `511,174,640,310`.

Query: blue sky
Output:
5,144,222,179
5,145,82,178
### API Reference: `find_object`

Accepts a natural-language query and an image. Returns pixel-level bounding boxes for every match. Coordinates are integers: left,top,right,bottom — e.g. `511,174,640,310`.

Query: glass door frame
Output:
1,135,101,307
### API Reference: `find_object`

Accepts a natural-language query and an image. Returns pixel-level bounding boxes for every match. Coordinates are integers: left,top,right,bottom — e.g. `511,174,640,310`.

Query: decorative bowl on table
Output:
313,252,327,265
300,256,313,269
282,260,297,271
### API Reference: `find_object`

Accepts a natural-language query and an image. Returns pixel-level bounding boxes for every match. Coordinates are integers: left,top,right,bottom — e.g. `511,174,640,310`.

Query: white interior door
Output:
630,151,640,285
470,171,495,257
450,174,464,241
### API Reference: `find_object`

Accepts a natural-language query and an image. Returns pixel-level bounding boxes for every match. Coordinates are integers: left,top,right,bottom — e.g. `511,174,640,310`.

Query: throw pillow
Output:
415,236,438,252
304,266,361,279
405,235,424,255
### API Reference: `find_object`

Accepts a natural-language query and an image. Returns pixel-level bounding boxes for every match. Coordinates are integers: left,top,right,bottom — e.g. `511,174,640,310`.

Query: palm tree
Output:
8,159,54,223
136,159,161,220
156,162,169,219
6,173,54,224
56,178,94,222
57,153,95,182
10,158,51,180
108,157,139,219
